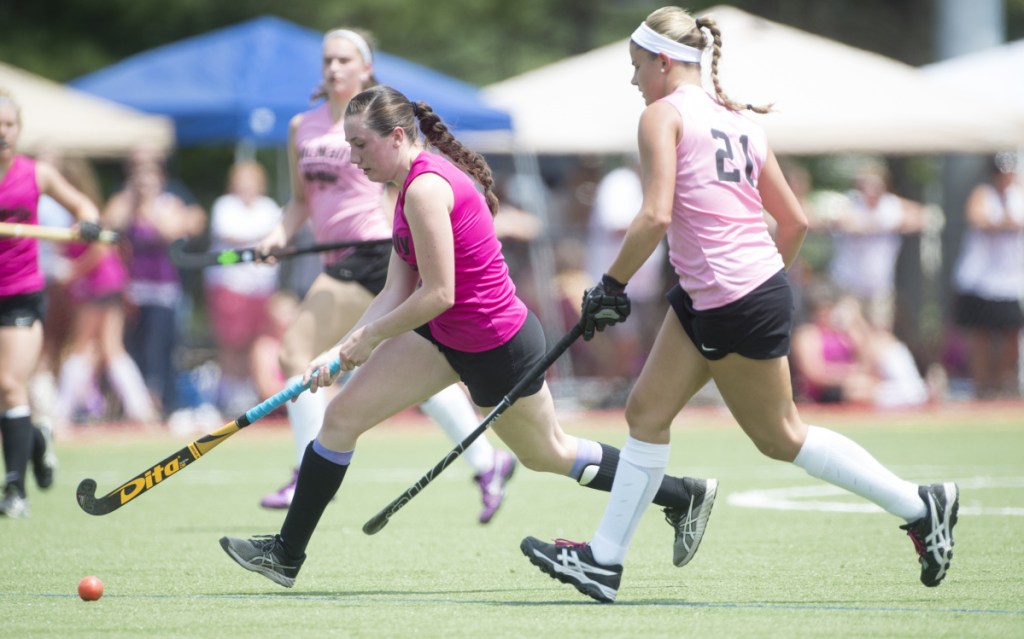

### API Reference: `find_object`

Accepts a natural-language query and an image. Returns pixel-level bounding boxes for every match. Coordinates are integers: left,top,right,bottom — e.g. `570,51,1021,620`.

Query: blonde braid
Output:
698,16,772,114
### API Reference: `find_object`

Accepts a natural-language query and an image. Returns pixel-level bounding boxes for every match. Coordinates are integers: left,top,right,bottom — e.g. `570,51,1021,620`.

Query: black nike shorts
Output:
667,269,793,361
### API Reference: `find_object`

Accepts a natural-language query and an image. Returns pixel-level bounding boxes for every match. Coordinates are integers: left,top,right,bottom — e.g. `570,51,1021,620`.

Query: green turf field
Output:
2,406,1022,638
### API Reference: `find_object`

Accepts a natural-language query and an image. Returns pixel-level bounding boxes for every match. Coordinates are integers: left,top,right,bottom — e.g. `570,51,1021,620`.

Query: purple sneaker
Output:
475,450,516,524
259,470,297,510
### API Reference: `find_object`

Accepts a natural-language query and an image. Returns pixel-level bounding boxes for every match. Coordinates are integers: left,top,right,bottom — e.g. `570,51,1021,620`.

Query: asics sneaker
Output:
219,534,304,588
0,487,30,519
520,536,622,603
664,477,718,567
259,470,298,509
31,423,57,490
475,450,516,524
900,482,959,587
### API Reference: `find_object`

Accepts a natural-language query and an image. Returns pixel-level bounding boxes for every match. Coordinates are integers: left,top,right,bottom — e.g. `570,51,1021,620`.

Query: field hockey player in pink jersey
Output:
520,6,960,603
255,27,516,522
218,85,716,589
0,88,106,518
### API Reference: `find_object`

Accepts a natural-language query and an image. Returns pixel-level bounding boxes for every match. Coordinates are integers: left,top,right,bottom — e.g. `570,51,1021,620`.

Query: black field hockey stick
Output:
76,360,342,516
169,237,392,269
362,321,585,535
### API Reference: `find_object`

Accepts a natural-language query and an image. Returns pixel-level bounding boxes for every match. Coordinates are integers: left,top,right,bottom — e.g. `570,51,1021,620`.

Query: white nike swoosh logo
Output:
700,343,718,352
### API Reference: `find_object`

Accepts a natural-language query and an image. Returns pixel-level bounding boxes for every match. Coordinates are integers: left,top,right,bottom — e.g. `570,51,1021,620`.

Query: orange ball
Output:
78,576,104,601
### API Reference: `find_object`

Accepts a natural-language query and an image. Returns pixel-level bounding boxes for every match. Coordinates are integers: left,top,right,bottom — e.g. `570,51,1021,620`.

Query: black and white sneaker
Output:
219,534,304,588
664,477,717,567
0,486,30,519
900,482,959,587
31,423,57,490
520,536,622,603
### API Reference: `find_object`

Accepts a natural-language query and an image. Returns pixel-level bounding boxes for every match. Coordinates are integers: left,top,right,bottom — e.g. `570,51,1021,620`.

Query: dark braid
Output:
346,85,500,217
413,101,500,217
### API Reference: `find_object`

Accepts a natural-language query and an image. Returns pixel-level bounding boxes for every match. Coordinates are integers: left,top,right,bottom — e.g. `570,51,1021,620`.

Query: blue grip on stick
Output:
243,359,342,423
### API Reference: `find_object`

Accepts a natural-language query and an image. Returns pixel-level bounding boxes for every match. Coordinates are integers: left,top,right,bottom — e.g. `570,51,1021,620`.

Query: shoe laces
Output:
250,534,280,552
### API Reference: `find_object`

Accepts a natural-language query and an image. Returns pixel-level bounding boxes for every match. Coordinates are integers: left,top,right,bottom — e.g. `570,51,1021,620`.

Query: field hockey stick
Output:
0,221,120,244
169,237,392,269
76,359,342,516
362,321,585,535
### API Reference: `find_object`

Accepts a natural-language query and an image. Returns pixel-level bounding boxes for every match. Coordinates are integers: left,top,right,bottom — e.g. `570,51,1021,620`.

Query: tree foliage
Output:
4,0,1022,85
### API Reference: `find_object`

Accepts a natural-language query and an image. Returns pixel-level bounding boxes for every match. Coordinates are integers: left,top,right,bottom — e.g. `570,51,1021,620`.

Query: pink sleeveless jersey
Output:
295,103,391,263
661,86,784,310
393,152,527,352
0,155,44,297
797,326,855,402
65,242,129,302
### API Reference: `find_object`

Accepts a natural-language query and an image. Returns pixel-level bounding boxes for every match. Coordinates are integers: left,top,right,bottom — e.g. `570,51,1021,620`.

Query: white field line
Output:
728,476,1024,516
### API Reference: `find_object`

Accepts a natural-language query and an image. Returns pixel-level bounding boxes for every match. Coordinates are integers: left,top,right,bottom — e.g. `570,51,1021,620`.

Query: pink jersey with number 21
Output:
661,85,783,310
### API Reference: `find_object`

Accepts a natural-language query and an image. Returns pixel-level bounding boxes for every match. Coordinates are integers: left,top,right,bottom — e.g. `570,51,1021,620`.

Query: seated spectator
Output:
791,281,929,408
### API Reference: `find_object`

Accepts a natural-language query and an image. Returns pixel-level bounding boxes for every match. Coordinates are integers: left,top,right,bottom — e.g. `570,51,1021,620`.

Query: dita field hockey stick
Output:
362,321,585,535
0,221,119,244
76,360,342,516
169,237,391,269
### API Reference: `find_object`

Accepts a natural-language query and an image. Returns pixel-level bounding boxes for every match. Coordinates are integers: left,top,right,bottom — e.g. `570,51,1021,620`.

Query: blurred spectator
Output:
584,159,667,385
104,145,205,417
204,160,282,415
950,152,1024,399
826,159,924,331
791,280,930,408
55,155,158,425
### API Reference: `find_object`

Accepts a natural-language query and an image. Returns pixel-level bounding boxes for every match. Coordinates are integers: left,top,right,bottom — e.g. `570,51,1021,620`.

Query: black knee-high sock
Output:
583,442,688,509
279,442,348,560
1,415,33,497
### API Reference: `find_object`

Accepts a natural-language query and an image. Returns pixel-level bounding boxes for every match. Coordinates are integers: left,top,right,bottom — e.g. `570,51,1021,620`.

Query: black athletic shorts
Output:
667,269,793,361
0,291,45,328
414,310,547,407
324,242,392,296
953,293,1024,330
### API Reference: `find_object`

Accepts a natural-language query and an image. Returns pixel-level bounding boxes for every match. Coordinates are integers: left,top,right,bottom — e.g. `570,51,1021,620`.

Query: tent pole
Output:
511,149,575,397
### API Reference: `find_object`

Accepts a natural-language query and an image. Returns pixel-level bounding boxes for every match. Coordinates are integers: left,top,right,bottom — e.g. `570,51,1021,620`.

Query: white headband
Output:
324,29,373,65
630,22,703,64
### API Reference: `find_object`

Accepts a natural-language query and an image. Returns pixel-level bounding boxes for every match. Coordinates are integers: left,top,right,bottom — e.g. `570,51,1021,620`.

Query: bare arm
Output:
36,161,99,225
357,173,455,343
758,149,809,269
313,173,455,375
604,101,678,284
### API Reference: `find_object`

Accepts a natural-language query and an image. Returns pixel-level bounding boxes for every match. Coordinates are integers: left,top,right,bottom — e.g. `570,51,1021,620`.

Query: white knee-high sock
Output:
793,425,926,522
107,353,158,422
419,384,494,475
285,375,327,467
56,353,95,422
590,436,670,566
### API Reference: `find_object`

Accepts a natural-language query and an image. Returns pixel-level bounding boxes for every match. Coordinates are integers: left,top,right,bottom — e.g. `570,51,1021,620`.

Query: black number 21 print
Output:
711,128,754,186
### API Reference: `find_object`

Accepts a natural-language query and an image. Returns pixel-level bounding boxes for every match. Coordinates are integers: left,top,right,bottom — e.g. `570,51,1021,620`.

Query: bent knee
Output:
513,451,556,474
623,400,673,441
749,431,804,462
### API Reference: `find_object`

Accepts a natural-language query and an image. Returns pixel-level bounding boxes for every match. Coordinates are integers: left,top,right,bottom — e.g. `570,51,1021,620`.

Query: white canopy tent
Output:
922,38,1024,150
482,5,1024,155
0,61,173,158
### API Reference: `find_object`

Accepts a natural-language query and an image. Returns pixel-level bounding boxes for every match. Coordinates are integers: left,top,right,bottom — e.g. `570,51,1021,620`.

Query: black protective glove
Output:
78,221,103,242
581,273,631,341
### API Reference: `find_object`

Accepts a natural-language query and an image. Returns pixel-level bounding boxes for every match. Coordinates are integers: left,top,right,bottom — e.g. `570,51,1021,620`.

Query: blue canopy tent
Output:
70,15,512,147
